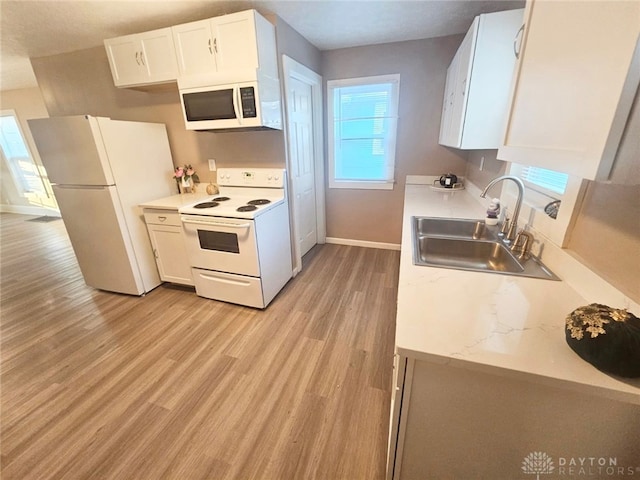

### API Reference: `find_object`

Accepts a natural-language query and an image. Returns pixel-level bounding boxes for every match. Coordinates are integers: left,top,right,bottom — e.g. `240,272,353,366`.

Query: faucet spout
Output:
480,175,525,242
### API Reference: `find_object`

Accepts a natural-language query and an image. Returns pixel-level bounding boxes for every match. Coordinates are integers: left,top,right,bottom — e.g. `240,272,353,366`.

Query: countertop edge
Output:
396,346,640,406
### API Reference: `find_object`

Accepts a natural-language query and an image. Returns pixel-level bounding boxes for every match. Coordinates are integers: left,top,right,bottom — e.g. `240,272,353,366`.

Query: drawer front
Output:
143,209,181,226
191,268,265,308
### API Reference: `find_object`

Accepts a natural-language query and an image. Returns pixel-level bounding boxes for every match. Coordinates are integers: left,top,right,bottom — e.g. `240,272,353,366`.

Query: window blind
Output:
329,76,399,187
520,166,569,195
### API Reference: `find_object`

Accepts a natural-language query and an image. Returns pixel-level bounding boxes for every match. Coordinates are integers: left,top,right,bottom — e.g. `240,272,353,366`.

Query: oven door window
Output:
197,230,240,254
183,89,237,121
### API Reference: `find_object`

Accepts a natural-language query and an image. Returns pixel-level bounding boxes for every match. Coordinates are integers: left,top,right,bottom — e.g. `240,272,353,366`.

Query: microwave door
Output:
183,89,237,122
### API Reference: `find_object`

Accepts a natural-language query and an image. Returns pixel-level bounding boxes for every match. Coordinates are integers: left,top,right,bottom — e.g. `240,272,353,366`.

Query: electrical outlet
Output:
208,159,217,171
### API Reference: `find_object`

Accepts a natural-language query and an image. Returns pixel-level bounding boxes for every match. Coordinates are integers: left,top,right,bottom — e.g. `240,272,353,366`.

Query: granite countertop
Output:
397,179,640,404
139,192,211,210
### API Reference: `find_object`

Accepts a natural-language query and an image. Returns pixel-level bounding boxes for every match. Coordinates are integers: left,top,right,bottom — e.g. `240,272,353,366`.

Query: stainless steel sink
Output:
412,217,559,280
416,237,524,273
414,217,494,240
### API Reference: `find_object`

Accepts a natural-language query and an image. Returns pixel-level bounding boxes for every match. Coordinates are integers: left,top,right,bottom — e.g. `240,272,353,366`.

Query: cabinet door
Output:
147,224,194,286
139,28,178,83
499,0,640,181
438,61,456,145
212,10,259,72
172,19,217,76
104,35,144,87
438,20,476,148
447,22,476,148
461,9,523,149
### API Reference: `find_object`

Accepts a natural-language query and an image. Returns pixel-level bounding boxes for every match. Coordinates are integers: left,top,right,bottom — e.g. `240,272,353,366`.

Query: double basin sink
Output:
412,217,559,280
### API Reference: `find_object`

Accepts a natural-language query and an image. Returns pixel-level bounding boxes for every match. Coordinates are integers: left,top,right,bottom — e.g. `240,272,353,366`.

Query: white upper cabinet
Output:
171,19,217,77
439,9,524,149
104,28,178,87
172,10,278,79
498,0,640,182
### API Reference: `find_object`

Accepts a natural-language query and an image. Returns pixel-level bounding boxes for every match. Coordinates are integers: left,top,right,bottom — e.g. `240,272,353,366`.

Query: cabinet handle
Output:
213,38,218,53
139,51,145,66
153,248,159,259
513,24,525,59
208,38,213,54
135,51,141,65
158,216,167,222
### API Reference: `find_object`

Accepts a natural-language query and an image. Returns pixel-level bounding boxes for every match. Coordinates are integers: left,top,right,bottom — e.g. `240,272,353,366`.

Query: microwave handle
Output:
233,87,242,125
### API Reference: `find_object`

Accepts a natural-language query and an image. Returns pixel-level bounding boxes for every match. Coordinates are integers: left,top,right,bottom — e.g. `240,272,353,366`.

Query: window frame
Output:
0,109,48,198
327,74,400,190
506,162,586,247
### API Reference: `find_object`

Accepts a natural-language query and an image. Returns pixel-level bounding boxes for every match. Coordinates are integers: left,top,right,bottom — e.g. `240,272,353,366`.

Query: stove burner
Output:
193,201,220,209
237,205,258,212
212,196,230,202
248,199,271,206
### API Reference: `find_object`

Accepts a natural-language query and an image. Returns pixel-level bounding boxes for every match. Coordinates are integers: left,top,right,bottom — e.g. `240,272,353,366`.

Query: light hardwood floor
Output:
0,213,400,480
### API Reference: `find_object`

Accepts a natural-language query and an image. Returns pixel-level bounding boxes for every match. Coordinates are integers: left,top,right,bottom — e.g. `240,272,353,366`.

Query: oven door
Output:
180,215,259,276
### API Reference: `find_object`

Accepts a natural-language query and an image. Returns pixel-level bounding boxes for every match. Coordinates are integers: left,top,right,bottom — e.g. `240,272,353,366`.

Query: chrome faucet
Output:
480,175,525,242
511,230,533,260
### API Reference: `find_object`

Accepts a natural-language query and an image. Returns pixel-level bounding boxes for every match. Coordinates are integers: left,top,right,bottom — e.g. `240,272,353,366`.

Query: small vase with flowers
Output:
173,164,200,194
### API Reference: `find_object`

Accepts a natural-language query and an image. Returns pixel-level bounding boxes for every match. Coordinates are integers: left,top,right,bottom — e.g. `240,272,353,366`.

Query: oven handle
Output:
197,272,252,286
181,217,252,229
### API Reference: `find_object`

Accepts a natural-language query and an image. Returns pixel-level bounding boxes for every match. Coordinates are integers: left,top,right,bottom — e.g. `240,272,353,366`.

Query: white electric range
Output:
179,168,292,308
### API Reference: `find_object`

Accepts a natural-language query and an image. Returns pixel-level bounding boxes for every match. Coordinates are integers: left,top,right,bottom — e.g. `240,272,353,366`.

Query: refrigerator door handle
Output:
54,185,109,190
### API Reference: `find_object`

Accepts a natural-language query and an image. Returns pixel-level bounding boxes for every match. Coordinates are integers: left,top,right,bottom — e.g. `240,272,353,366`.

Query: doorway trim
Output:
282,55,326,276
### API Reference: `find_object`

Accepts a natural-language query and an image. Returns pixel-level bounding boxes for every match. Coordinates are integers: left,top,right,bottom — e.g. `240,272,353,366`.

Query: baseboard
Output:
325,237,401,251
0,204,61,217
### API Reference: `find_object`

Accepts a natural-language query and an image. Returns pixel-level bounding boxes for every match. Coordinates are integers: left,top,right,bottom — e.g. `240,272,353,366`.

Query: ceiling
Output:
0,0,524,92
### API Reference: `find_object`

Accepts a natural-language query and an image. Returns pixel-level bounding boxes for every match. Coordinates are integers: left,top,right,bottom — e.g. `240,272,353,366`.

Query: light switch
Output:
208,159,217,171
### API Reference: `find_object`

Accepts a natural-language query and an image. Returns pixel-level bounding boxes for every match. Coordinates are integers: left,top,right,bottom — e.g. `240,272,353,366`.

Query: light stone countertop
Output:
139,192,211,211
397,180,640,405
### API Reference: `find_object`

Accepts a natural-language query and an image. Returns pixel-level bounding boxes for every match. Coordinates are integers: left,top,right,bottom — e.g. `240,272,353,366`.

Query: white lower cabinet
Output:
387,359,640,479
143,209,193,286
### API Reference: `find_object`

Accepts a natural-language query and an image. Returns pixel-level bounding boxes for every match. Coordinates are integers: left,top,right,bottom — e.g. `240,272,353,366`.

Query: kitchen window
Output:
0,111,47,197
518,164,569,196
327,75,400,189
508,162,570,214
506,161,584,247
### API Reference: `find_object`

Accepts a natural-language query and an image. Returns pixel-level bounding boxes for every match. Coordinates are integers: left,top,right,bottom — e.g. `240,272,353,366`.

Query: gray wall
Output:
321,36,468,245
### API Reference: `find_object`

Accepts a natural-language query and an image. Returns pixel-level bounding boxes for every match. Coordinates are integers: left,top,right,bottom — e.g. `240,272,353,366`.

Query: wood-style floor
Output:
0,213,400,480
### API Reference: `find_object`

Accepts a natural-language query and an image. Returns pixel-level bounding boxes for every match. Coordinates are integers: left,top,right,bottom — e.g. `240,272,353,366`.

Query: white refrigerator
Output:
28,115,176,295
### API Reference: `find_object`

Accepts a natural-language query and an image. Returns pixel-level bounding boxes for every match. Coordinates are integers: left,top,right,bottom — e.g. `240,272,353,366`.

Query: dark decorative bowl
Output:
565,303,640,378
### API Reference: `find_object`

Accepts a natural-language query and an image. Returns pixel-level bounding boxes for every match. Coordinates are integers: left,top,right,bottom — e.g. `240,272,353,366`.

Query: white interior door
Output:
289,77,317,257
283,56,325,275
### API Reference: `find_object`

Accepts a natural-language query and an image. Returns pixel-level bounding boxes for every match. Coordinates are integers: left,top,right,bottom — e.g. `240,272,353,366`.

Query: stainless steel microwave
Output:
178,74,282,131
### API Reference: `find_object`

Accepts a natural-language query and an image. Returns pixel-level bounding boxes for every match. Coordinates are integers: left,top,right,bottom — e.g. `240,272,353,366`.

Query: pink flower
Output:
174,167,184,178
